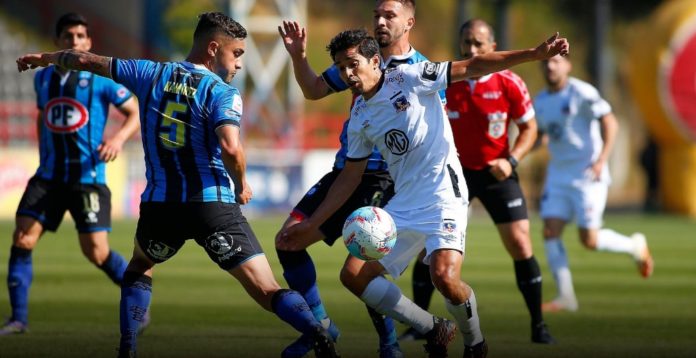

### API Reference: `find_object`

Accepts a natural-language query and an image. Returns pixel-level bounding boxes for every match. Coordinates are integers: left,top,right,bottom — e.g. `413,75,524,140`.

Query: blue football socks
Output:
366,304,399,346
98,250,127,285
119,271,152,353
277,249,328,321
7,246,32,324
271,289,322,334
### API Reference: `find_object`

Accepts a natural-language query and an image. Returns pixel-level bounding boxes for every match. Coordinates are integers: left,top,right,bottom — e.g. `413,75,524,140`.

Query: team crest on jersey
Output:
44,97,89,133
117,87,128,98
442,219,457,233
392,95,410,112
384,129,409,155
487,111,507,139
79,79,89,88
422,62,439,81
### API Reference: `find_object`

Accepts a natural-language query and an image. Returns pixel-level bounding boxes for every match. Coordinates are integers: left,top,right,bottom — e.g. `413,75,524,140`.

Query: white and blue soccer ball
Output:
342,206,397,261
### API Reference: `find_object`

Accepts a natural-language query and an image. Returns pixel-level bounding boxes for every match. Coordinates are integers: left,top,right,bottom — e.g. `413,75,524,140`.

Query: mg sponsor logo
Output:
384,129,409,155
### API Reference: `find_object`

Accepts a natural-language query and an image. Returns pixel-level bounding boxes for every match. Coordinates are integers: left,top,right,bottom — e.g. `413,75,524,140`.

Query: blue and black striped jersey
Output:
112,60,241,203
34,66,132,184
321,48,445,171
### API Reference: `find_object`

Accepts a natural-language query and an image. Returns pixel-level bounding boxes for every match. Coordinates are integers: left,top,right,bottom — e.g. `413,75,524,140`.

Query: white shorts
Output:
539,182,607,229
379,200,467,279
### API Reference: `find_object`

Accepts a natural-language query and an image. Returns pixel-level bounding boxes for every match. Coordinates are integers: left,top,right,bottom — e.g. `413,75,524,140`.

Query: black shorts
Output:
136,202,264,271
292,169,395,245
16,176,111,233
463,168,528,224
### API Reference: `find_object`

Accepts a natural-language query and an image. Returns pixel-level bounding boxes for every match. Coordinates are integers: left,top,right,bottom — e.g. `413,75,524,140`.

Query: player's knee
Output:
543,227,558,239
430,268,459,296
12,228,38,250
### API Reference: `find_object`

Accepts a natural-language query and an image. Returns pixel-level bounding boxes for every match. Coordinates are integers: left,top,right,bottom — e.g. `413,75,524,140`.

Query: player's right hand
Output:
535,32,570,60
278,21,307,59
16,53,51,72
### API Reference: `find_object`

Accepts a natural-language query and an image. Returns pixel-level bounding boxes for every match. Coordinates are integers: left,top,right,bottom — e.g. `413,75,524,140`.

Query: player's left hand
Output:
534,33,570,60
97,137,125,162
236,180,253,205
16,53,52,72
587,160,604,181
488,158,513,181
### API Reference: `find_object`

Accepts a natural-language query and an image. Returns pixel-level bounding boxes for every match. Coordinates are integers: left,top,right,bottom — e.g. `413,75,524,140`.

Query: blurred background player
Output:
400,19,555,344
17,12,340,358
1,12,140,335
275,1,434,356
534,54,654,312
283,28,569,358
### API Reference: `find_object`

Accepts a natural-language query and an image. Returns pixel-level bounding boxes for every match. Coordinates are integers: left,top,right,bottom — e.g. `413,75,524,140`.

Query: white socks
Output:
445,289,484,346
596,228,636,255
360,276,434,334
544,238,577,309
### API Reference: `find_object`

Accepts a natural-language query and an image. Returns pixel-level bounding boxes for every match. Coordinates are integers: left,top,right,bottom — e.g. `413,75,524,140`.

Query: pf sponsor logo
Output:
44,97,89,133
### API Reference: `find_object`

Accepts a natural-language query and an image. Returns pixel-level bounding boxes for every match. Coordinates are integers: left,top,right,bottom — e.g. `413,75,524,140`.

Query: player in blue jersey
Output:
17,12,339,358
275,2,429,357
1,13,140,336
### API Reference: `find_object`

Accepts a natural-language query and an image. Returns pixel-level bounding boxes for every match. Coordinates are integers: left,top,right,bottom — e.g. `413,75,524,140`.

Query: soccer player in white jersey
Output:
283,28,568,357
534,54,654,312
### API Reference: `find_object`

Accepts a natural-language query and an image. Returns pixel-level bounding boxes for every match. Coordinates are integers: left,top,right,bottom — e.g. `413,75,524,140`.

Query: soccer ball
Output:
342,206,397,261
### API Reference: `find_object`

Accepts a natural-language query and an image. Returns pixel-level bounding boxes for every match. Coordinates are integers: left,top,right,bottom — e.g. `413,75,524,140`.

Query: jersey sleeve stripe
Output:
215,120,240,130
321,71,347,93
109,58,117,79
514,108,536,124
346,155,371,162
446,62,453,87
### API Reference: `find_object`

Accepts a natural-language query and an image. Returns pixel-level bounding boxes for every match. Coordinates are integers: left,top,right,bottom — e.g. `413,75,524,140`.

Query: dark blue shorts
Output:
136,202,264,271
16,176,111,233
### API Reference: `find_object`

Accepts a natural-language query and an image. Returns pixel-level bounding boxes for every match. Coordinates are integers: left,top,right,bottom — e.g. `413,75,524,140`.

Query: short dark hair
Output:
55,12,89,38
459,19,495,43
376,0,416,12
193,12,247,41
327,29,380,61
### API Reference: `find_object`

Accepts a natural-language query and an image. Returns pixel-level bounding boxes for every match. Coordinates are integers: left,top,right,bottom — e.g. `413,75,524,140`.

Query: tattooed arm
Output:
17,49,112,78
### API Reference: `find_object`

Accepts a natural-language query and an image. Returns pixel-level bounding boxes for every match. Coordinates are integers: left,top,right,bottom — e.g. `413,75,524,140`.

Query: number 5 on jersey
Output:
159,101,189,150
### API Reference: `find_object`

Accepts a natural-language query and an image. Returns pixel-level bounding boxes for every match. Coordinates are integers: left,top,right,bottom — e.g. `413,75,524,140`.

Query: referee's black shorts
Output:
463,167,528,224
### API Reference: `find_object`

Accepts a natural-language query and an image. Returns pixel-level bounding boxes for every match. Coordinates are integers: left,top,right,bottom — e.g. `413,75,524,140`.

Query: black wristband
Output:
507,155,519,169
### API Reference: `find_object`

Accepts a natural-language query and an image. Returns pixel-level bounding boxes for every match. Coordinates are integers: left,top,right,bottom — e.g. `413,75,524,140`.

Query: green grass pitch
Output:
0,213,694,357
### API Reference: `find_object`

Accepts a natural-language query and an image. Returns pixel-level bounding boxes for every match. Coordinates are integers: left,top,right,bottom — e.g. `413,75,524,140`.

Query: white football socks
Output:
445,288,484,346
544,238,577,309
596,228,636,255
361,276,434,334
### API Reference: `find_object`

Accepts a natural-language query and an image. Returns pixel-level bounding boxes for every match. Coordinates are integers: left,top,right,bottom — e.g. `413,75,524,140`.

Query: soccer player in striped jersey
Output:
282,28,568,358
17,12,339,358
1,13,139,336
275,2,436,356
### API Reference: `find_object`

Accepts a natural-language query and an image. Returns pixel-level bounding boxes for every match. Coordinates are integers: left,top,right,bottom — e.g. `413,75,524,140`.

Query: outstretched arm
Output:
451,33,569,82
278,21,333,100
17,50,112,78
